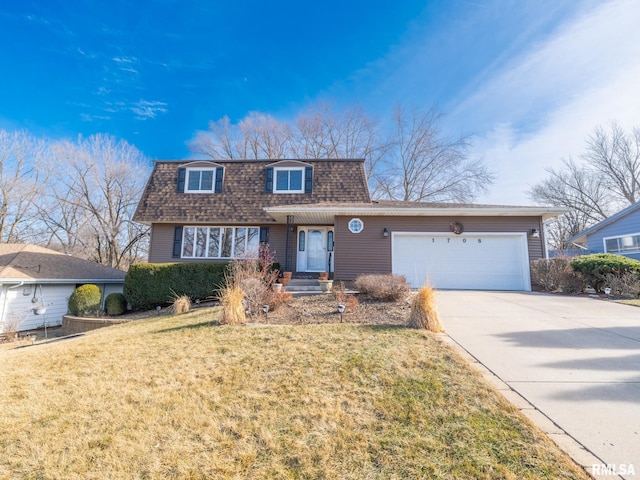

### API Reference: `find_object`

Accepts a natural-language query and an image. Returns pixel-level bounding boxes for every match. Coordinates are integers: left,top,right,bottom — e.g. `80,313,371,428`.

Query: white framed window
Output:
182,226,259,258
348,218,364,234
604,233,640,254
185,168,217,193
274,167,304,193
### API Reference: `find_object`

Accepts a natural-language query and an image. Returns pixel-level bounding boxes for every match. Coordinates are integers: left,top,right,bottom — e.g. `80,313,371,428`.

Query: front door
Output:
296,227,334,272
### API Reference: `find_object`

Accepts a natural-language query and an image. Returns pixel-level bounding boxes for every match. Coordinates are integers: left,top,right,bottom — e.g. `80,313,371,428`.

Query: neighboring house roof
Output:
134,159,371,224
567,201,640,245
0,244,127,284
265,200,567,224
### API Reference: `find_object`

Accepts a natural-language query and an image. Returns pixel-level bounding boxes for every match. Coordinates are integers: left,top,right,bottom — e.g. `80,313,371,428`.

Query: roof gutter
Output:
264,205,568,222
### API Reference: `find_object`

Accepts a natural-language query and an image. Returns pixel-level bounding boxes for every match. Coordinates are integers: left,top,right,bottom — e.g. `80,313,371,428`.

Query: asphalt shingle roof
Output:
133,159,371,224
0,244,126,282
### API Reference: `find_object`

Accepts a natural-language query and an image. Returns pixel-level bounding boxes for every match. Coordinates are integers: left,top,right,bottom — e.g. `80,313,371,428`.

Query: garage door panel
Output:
392,233,530,291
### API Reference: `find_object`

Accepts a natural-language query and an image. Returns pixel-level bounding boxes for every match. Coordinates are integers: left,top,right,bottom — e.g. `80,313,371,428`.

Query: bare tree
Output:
46,134,150,269
292,103,389,182
239,112,294,159
0,130,48,243
583,122,640,204
190,113,294,160
375,106,493,202
189,103,493,202
529,122,640,249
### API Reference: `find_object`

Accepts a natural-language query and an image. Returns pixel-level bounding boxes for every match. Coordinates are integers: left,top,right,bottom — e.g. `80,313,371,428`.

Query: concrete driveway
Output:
436,291,640,479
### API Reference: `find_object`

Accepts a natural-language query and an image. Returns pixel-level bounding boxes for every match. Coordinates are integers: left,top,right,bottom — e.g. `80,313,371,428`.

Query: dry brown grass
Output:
0,306,589,480
408,284,444,332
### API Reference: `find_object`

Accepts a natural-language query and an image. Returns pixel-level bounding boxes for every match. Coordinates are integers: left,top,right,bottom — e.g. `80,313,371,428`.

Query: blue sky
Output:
1,0,639,204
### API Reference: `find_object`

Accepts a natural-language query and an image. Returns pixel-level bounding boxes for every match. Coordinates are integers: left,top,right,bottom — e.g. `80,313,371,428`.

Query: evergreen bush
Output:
570,254,640,292
105,292,127,316
124,262,228,311
68,284,102,316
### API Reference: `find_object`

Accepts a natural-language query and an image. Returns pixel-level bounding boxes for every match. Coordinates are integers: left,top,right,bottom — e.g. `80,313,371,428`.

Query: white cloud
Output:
456,0,640,205
131,100,168,120
112,56,138,64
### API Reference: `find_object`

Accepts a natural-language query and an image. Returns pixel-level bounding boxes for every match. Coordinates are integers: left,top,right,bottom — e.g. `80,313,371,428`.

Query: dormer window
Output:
177,165,224,193
265,163,313,194
187,168,215,192
274,167,304,193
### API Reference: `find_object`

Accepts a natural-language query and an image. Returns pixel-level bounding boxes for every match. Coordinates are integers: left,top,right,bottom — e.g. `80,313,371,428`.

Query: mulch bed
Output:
119,292,415,327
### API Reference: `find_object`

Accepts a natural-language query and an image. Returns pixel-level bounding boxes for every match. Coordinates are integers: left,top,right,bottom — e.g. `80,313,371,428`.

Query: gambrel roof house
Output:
567,201,640,261
0,244,126,333
134,159,565,291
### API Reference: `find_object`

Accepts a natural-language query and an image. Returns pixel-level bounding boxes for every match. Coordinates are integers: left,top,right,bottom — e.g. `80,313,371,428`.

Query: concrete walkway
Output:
436,291,640,480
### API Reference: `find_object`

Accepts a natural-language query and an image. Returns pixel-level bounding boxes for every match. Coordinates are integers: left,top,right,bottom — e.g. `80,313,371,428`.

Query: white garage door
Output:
392,232,530,291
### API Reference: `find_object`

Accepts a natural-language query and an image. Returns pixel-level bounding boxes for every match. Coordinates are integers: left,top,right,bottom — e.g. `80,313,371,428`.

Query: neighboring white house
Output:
0,244,126,333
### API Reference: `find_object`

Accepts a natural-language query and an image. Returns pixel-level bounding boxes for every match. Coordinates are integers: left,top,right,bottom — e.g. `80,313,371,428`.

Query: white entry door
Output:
296,227,334,272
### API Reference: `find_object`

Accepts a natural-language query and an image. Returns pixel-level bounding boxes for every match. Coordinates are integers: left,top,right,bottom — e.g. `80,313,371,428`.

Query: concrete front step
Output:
286,279,321,287
284,279,325,292
286,285,322,292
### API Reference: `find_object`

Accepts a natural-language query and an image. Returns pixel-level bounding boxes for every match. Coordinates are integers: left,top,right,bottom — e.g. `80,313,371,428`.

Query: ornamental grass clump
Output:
168,293,191,315
408,283,443,332
219,283,246,325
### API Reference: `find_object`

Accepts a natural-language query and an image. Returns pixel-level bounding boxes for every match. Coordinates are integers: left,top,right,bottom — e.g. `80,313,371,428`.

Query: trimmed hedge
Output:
68,284,102,316
124,262,228,311
570,254,640,292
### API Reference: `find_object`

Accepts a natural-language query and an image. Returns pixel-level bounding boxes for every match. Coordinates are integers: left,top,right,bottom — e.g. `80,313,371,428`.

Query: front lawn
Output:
0,307,588,479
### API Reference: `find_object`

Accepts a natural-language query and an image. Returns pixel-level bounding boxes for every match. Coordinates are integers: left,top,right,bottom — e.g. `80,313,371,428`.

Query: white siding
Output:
1,282,125,333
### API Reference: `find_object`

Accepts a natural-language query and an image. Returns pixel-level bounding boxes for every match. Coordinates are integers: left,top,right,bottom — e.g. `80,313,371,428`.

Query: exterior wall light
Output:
531,228,540,238
383,227,389,237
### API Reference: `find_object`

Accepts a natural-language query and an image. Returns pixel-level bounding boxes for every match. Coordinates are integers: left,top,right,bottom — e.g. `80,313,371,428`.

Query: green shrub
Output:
354,274,410,301
531,257,586,293
570,254,640,292
68,284,102,317
124,262,228,311
105,292,127,316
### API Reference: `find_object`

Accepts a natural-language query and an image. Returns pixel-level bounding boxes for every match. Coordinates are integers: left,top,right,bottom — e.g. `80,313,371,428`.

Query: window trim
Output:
273,166,305,194
184,167,219,193
181,226,260,259
603,232,640,254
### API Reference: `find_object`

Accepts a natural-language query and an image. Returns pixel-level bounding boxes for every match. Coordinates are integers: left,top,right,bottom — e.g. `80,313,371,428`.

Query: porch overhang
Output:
263,202,567,224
